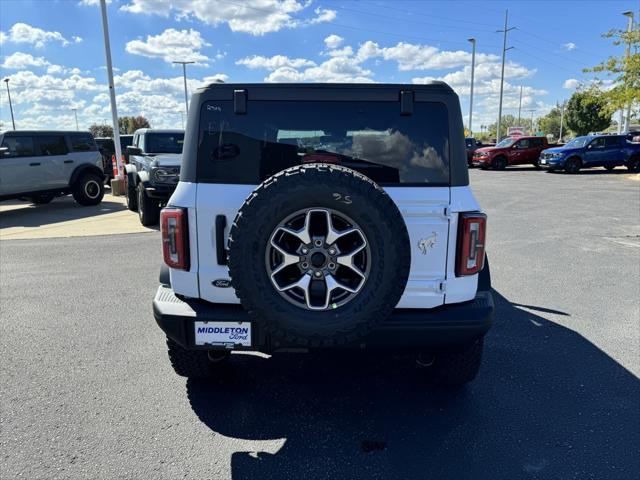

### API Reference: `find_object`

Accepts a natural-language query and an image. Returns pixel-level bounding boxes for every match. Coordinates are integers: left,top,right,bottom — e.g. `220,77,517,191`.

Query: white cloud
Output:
324,34,344,49
264,56,374,83
357,41,499,71
0,22,73,48
119,0,334,36
236,55,316,70
1,52,50,69
310,7,337,24
125,28,210,64
563,78,580,89
325,46,354,58
563,42,577,51
73,36,83,43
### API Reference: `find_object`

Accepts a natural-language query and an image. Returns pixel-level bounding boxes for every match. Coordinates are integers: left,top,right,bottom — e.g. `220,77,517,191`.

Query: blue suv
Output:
539,135,640,173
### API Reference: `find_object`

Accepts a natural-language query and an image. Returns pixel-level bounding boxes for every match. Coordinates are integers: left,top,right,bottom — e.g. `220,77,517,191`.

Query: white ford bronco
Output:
153,83,494,386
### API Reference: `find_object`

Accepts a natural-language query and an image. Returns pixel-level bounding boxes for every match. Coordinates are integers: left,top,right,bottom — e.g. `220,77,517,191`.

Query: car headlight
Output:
154,167,180,183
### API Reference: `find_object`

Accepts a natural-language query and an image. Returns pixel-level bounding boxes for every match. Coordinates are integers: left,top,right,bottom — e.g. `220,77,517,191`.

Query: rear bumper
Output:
153,285,495,353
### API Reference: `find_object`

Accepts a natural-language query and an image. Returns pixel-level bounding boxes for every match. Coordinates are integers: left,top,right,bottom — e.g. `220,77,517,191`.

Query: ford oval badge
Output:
213,279,232,288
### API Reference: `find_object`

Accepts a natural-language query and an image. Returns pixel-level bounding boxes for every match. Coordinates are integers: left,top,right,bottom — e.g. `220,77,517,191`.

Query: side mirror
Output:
512,144,519,149
0,146,11,156
587,144,593,150
127,146,142,156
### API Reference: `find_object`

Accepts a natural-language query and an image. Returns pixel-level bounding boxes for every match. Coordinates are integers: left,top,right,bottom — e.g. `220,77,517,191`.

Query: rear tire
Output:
564,157,582,174
166,338,229,378
492,156,507,170
72,172,104,206
30,193,55,205
421,339,484,387
137,183,160,226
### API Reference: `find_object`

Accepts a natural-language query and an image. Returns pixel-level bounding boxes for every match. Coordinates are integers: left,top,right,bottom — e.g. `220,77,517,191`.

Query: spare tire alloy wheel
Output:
266,208,371,310
228,164,411,346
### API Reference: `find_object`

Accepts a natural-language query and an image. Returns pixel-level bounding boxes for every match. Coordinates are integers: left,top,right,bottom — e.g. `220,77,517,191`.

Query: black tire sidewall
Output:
137,183,159,225
228,165,411,346
73,172,104,206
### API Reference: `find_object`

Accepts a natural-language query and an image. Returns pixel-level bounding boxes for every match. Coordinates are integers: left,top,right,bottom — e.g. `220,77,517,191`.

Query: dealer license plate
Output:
194,321,252,347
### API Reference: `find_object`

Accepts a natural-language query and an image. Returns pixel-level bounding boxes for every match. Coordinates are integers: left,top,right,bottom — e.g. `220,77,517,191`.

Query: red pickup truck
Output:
472,136,550,170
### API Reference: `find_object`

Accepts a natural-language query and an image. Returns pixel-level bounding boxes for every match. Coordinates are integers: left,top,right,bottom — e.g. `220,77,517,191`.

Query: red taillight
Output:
456,212,487,277
161,207,189,270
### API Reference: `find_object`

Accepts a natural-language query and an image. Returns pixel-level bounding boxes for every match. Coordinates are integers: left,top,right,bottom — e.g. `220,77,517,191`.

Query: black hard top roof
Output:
1,130,92,135
199,81,453,93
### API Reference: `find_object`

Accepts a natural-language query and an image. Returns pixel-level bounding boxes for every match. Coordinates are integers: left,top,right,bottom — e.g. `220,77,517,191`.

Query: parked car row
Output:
0,128,185,217
470,134,640,173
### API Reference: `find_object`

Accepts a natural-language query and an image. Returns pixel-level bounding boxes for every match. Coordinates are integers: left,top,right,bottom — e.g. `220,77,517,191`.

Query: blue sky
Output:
0,0,637,131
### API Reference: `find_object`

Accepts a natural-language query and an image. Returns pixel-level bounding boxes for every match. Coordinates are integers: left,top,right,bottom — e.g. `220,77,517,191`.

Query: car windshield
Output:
495,138,516,148
564,136,589,148
146,133,184,154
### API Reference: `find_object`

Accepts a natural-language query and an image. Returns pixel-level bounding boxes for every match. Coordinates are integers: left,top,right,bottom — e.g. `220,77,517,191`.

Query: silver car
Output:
0,130,105,205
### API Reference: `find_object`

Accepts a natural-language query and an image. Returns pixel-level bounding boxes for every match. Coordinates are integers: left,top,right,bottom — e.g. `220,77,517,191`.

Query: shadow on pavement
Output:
186,290,639,480
0,197,127,229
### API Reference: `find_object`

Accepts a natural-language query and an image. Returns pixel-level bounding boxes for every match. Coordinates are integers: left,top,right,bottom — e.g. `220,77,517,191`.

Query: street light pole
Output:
3,78,16,130
72,108,79,130
99,0,123,181
468,38,476,136
622,11,634,133
173,61,195,115
558,101,565,142
527,109,536,135
517,85,523,126
496,9,516,143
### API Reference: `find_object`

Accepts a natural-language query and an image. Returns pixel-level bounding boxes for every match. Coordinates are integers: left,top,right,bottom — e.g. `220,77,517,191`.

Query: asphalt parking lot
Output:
1,167,639,479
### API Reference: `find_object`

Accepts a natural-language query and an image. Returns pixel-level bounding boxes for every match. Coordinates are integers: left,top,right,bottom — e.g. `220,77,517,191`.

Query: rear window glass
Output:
146,133,184,154
70,133,96,151
197,100,450,185
605,136,621,147
1,136,35,157
37,135,68,155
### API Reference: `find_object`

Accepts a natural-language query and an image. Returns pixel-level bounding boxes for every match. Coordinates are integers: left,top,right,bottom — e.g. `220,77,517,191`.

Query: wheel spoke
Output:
321,210,361,245
269,239,299,276
321,273,363,309
275,273,313,309
276,210,313,245
336,241,367,278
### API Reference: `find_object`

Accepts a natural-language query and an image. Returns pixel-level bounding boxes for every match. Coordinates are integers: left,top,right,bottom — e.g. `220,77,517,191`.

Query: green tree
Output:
118,115,151,134
584,26,640,119
88,123,113,138
538,104,573,140
565,88,611,136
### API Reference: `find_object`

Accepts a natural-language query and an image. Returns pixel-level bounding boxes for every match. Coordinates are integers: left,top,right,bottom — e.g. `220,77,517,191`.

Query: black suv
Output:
124,129,184,225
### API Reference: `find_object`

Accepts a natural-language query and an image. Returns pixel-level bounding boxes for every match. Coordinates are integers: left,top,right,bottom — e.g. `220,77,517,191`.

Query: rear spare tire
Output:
228,164,411,347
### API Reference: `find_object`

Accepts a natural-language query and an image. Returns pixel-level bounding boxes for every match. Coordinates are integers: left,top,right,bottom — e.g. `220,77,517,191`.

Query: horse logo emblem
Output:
418,232,437,255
